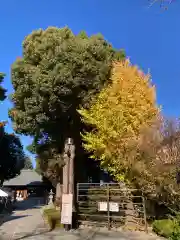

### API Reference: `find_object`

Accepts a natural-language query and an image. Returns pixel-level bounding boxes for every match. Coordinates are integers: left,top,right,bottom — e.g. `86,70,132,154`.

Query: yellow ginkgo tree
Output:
78,60,160,183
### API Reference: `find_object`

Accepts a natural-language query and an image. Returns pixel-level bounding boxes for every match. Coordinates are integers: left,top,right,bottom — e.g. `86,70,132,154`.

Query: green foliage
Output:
24,157,33,169
0,132,25,183
0,73,25,183
35,158,41,175
0,73,6,101
41,205,63,230
9,26,125,180
169,231,180,240
152,219,177,238
9,27,125,138
153,218,180,239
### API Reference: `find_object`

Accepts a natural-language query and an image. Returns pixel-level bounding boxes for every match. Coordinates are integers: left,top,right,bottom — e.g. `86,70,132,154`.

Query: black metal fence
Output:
76,183,147,232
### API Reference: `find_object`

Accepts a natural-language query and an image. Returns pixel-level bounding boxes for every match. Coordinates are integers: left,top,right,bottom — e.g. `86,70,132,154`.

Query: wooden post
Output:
55,183,62,209
69,144,75,195
63,142,69,231
69,144,75,229
62,138,75,231
63,163,68,194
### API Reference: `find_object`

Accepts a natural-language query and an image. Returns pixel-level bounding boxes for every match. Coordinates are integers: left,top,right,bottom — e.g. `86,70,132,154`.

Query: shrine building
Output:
3,170,47,200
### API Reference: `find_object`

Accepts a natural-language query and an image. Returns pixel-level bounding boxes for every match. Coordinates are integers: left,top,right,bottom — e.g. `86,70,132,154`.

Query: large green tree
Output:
9,27,125,183
0,131,25,184
0,74,25,184
0,73,6,101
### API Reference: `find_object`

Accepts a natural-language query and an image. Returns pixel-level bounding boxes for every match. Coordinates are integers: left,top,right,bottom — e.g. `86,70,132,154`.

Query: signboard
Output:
61,194,73,224
109,202,119,212
98,202,107,211
98,202,119,212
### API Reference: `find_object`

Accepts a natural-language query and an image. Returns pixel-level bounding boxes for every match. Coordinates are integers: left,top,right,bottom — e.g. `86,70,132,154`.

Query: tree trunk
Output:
55,182,62,209
69,144,75,212
63,146,69,195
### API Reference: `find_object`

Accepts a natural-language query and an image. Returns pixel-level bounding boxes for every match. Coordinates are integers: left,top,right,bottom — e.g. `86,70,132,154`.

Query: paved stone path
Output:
0,197,49,239
0,198,163,240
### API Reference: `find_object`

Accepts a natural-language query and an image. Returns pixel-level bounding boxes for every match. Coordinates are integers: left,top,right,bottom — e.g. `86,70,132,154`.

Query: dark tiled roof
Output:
3,170,43,186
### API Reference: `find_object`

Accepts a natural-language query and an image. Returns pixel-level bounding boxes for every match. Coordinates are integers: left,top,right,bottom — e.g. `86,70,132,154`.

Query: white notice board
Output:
98,202,107,211
109,202,119,212
61,194,73,224
98,202,119,212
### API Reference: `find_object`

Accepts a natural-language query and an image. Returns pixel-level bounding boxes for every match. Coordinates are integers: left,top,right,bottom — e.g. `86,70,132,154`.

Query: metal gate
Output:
76,183,147,232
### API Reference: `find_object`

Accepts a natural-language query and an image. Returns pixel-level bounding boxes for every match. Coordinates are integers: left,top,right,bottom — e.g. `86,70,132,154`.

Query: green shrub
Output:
152,219,177,238
169,231,180,240
41,205,63,230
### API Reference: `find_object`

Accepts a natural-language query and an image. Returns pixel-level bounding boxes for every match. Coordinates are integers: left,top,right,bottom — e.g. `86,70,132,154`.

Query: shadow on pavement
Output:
15,230,50,240
3,214,30,223
0,198,44,227
14,197,44,211
0,214,31,227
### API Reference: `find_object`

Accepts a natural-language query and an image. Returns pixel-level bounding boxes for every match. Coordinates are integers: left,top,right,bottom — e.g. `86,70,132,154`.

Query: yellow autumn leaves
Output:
78,59,160,182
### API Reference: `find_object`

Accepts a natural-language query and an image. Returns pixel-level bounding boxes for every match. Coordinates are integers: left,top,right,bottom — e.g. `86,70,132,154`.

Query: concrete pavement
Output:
0,198,162,240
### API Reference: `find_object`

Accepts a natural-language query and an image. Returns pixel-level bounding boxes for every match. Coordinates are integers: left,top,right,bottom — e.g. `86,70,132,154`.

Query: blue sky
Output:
0,0,179,165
